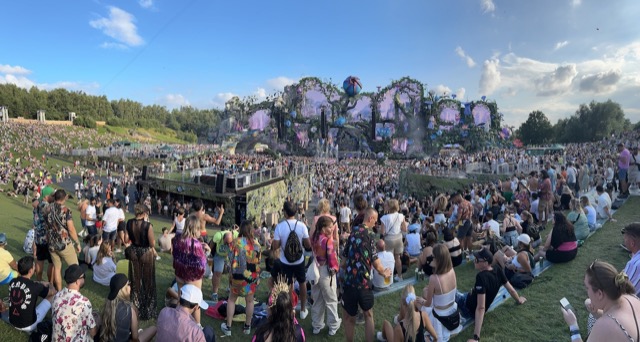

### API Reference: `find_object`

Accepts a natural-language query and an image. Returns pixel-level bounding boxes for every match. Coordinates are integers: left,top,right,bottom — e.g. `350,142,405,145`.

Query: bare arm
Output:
130,305,140,342
147,224,155,249
473,293,486,339
204,209,224,226
67,219,81,253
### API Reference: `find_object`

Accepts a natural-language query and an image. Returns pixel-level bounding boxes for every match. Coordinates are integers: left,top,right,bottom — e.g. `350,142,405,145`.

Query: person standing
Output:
271,201,312,320
124,204,157,320
85,197,98,236
52,264,99,341
43,189,81,291
341,208,392,342
339,201,352,234
379,199,406,282
33,186,54,282
617,142,631,197
310,216,341,336
102,199,122,250
210,228,238,302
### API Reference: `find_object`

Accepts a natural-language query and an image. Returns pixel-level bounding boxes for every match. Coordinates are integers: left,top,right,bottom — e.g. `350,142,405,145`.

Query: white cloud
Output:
254,88,267,99
159,94,190,108
534,64,578,96
456,87,466,100
266,76,296,91
433,84,452,96
216,92,237,103
90,7,144,47
579,69,622,93
479,59,501,95
139,0,153,9
0,74,35,89
571,0,582,7
0,72,99,93
481,0,495,13
100,42,129,50
0,64,31,75
455,46,476,68
554,41,569,50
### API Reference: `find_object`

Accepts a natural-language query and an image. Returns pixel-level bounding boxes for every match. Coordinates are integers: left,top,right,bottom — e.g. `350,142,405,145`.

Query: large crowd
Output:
0,120,639,342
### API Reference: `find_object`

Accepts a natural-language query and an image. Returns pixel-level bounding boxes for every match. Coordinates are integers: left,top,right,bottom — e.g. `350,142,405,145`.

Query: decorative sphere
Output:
290,110,297,118
285,120,291,127
343,76,362,97
336,117,346,126
310,126,317,133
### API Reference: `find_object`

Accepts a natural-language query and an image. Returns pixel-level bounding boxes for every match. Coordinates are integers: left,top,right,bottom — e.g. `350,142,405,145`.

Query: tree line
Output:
515,100,637,145
0,83,225,142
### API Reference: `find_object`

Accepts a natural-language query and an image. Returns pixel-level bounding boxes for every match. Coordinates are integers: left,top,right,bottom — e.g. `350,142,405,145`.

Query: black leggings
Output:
546,248,577,263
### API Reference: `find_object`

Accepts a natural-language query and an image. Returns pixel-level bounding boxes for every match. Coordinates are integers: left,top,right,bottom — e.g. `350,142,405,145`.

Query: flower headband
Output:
268,274,291,309
405,292,416,305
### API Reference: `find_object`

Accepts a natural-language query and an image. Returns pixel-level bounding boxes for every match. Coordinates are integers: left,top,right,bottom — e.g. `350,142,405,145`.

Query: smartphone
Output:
560,297,575,314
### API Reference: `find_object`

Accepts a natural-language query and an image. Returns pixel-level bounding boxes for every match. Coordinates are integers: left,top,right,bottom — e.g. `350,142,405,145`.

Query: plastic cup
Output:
384,275,391,285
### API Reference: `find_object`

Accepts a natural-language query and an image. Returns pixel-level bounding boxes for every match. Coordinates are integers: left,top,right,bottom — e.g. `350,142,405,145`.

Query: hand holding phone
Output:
560,297,575,314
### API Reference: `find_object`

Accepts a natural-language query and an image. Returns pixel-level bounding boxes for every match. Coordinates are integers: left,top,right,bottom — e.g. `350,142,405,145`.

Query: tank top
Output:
433,274,457,308
114,301,132,342
399,311,426,342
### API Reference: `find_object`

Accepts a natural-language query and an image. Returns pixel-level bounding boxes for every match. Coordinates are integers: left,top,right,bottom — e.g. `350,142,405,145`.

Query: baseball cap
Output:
517,234,531,246
0,233,6,245
108,274,129,300
622,223,640,239
41,186,54,198
64,264,88,284
473,247,494,264
180,284,209,310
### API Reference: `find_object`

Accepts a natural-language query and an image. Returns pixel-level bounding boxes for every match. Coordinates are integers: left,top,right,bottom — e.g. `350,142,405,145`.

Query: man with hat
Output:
33,186,54,282
156,284,214,342
455,248,527,342
52,264,99,341
622,223,640,295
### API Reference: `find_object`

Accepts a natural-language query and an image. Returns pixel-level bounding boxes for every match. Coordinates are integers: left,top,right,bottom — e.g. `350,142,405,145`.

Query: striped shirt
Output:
624,251,640,296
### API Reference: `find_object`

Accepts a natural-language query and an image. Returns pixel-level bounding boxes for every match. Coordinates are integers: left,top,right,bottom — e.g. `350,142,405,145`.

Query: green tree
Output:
556,100,628,143
517,110,553,145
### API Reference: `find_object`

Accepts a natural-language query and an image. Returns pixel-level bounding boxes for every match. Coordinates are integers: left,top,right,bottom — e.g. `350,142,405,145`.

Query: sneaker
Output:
300,308,309,320
376,331,387,341
197,324,204,330
211,293,218,302
356,311,365,325
329,328,339,336
394,275,402,283
312,327,324,335
155,256,161,261
220,323,231,336
243,323,251,335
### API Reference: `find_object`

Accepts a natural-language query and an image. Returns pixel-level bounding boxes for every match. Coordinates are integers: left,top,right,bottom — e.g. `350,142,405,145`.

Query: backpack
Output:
29,319,53,342
23,229,35,254
283,221,303,263
526,224,541,242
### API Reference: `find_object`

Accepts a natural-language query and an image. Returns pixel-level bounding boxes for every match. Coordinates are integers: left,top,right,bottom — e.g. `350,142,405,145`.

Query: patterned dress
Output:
229,237,261,296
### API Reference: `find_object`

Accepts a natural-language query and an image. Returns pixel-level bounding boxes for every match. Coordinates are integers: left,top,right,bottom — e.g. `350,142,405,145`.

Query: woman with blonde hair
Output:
381,199,407,282
568,198,589,240
432,194,448,226
172,213,210,326
376,284,437,342
418,244,460,341
562,260,640,342
100,274,156,342
123,203,157,320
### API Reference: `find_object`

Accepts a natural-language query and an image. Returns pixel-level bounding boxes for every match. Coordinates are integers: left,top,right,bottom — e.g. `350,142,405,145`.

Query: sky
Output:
1,0,640,127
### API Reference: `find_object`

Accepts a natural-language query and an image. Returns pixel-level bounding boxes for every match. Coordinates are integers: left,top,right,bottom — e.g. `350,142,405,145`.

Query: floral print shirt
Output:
457,199,474,221
341,225,377,289
52,288,96,342
230,237,261,282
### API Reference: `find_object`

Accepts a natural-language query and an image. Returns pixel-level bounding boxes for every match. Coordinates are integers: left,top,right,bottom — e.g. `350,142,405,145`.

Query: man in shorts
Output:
209,227,238,302
341,208,391,342
101,199,122,250
454,193,474,254
33,186,54,282
618,143,632,197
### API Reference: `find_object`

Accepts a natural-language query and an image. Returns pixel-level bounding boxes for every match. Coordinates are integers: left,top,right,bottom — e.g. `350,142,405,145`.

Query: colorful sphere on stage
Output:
343,76,362,97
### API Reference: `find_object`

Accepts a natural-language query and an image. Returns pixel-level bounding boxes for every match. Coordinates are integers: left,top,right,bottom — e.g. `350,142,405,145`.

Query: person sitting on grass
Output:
494,234,535,289
252,275,306,342
519,211,541,248
0,232,19,286
376,284,437,342
418,226,438,277
580,196,598,232
455,248,527,342
92,241,117,286
8,256,57,333
372,239,395,291
158,227,174,253
534,212,578,264
100,273,157,342
405,219,423,258
442,227,463,267
562,260,640,342
156,284,215,342
568,198,590,241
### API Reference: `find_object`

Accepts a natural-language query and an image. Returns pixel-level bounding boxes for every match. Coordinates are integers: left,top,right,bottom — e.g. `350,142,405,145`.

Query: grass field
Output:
96,125,187,144
0,189,636,341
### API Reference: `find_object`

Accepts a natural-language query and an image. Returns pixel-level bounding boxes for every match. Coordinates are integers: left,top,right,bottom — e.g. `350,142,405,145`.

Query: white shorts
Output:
16,298,51,333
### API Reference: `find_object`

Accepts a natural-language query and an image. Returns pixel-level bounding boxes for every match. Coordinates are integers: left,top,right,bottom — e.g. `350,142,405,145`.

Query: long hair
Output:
586,260,635,301
238,220,254,247
181,214,201,239
254,281,298,342
553,212,574,234
95,242,111,266
433,243,453,275
100,288,130,342
401,285,417,342
312,216,333,244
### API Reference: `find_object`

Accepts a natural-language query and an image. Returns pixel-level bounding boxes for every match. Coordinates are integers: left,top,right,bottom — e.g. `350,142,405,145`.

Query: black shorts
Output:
102,230,117,241
36,244,52,262
278,262,306,284
117,221,126,233
457,219,473,238
341,286,374,316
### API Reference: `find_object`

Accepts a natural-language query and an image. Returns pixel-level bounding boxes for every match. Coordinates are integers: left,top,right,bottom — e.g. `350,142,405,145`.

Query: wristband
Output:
473,334,480,341
569,324,579,331
570,329,580,336
571,333,581,341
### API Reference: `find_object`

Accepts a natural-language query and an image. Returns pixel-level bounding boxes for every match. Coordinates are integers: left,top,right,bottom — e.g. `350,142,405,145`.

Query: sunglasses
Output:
589,259,602,289
474,258,486,264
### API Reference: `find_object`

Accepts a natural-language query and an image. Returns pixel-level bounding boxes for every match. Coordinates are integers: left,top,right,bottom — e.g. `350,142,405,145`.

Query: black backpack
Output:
30,319,53,342
283,221,303,263
526,224,541,242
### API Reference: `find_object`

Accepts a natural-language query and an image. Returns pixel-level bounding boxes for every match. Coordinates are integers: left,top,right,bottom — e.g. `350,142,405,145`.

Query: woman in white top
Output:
93,242,117,286
432,194,448,226
405,217,422,258
169,208,186,236
417,244,461,341
84,235,102,266
380,199,407,282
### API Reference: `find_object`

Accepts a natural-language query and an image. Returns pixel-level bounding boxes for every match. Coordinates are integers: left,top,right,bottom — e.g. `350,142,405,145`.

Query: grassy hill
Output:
96,125,188,144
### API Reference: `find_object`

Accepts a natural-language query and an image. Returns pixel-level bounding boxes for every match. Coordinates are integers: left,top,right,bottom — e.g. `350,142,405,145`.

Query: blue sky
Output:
1,0,639,126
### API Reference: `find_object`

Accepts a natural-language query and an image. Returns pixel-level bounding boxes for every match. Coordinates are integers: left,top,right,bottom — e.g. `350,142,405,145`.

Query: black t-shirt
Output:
9,277,49,328
466,266,508,313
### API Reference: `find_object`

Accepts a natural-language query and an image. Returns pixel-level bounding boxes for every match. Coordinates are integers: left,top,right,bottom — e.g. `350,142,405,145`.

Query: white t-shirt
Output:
339,207,352,223
372,251,395,289
85,205,96,227
584,205,597,226
102,207,120,233
381,212,404,238
406,232,422,256
530,199,539,219
174,217,186,234
274,219,309,265
93,257,116,286
484,219,501,237
596,193,612,218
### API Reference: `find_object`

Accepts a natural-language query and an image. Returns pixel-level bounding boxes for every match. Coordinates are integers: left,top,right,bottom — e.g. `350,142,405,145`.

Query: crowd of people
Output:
0,119,639,341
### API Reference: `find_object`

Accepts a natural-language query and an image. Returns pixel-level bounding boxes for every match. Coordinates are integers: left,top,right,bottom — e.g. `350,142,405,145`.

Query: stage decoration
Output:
472,103,491,131
248,109,271,131
290,110,297,118
335,117,346,127
285,120,291,127
343,76,362,97
481,95,487,101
